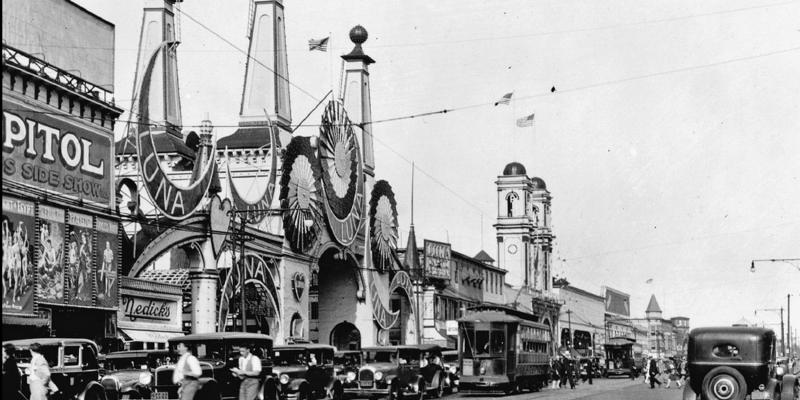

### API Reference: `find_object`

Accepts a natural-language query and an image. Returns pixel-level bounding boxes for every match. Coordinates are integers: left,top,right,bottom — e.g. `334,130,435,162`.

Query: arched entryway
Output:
331,321,361,350
315,247,362,349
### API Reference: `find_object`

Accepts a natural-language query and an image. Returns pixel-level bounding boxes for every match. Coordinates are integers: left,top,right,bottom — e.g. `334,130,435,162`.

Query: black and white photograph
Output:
2,0,798,399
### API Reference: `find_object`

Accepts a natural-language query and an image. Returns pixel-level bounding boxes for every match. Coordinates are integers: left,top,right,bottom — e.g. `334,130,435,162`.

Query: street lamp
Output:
750,258,800,273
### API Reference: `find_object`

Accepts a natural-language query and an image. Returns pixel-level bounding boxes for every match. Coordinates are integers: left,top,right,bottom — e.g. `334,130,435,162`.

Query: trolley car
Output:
457,310,553,394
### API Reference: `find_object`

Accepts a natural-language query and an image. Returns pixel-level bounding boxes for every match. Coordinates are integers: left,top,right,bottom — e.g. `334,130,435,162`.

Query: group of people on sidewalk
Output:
644,354,687,389
547,355,593,390
2,343,56,400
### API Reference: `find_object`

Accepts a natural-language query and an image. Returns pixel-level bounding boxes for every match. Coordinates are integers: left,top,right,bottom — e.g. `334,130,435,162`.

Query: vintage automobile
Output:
3,338,107,400
441,350,460,393
603,337,641,379
151,332,276,400
342,344,448,400
683,327,799,400
271,344,343,400
333,350,362,383
100,349,169,399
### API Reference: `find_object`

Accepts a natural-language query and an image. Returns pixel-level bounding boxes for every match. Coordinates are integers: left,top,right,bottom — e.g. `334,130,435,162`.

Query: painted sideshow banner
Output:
95,218,117,308
67,212,94,305
2,197,36,314
37,205,65,303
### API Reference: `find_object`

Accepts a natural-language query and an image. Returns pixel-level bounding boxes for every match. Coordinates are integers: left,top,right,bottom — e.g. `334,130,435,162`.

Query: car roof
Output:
689,326,774,340
361,344,443,352
168,332,273,342
3,338,98,347
105,350,169,359
274,344,336,351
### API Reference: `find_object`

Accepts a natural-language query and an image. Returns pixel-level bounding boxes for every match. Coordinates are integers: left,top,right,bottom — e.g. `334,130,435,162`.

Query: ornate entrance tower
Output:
494,162,555,289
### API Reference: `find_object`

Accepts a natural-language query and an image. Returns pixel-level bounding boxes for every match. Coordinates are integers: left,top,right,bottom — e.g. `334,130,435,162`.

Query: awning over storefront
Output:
119,328,183,343
2,314,50,327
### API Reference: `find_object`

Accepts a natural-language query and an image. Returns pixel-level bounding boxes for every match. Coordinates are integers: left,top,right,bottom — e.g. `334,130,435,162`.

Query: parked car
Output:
342,344,449,400
151,332,276,400
684,326,799,400
3,338,107,400
333,350,362,383
100,349,169,399
441,350,460,393
272,344,343,400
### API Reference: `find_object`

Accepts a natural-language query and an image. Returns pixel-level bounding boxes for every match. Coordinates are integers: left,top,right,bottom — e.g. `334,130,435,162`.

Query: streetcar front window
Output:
476,330,490,355
490,330,505,355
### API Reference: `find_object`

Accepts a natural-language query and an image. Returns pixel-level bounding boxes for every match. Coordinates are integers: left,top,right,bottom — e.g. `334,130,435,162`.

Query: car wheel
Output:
701,366,747,400
298,384,310,400
329,381,344,400
780,375,798,400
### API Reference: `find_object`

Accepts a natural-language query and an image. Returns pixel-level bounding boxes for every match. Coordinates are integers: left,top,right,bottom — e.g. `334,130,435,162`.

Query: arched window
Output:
505,191,519,217
290,313,304,338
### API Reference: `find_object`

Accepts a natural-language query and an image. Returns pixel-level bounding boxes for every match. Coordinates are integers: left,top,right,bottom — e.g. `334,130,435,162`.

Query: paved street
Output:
455,377,684,400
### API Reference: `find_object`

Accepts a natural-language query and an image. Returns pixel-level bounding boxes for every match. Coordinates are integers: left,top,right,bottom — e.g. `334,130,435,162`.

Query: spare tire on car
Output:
701,366,747,400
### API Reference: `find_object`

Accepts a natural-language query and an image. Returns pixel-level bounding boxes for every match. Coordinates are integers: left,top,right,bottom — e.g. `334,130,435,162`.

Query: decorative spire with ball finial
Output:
342,25,375,65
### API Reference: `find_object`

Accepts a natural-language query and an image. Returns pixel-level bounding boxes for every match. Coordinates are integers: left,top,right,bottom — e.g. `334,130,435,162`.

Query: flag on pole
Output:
645,278,653,284
308,37,329,51
494,92,513,106
515,113,535,127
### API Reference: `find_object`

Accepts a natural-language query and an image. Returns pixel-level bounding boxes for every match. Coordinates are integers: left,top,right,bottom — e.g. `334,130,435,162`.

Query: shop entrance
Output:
316,248,361,349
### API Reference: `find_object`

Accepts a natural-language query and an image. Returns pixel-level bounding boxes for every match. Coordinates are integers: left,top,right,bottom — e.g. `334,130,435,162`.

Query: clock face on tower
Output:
318,100,365,246
508,244,518,254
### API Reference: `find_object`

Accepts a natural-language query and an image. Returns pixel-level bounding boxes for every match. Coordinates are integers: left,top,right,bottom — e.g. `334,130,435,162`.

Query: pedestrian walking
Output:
231,344,262,400
664,359,678,388
648,356,661,389
26,343,52,400
678,356,687,386
549,357,561,389
585,358,594,385
172,342,202,400
558,356,569,388
3,344,22,400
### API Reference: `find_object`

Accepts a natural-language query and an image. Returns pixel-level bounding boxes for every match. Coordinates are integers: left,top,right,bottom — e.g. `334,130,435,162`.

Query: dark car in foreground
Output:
3,338,106,400
683,327,798,400
333,350,361,384
342,344,448,400
272,344,342,400
100,349,169,399
151,332,276,400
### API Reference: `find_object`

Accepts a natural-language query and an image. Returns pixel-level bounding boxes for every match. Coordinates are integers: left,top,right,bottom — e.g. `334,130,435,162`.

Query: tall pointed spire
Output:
404,162,420,277
130,0,183,138
340,25,375,177
239,0,292,130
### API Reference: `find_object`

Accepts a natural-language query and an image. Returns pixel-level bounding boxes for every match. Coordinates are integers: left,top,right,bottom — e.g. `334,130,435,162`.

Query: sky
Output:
72,0,800,328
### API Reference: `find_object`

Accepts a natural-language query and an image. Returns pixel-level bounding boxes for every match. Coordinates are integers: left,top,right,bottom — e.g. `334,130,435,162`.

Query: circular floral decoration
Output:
280,136,323,253
319,100,360,220
369,180,398,271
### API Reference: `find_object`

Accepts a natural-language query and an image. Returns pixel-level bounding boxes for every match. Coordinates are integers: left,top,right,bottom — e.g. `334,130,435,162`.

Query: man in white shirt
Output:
26,343,51,400
231,345,261,400
172,342,202,400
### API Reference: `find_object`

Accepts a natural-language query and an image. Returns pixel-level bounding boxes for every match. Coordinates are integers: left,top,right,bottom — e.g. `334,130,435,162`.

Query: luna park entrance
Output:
218,254,281,335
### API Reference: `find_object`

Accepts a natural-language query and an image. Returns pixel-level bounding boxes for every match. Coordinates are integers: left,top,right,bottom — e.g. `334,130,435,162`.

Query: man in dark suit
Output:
648,356,661,389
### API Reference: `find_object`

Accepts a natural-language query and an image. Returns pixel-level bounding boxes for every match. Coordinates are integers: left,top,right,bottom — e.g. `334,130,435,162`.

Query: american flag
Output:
308,37,329,51
494,92,513,106
515,113,535,127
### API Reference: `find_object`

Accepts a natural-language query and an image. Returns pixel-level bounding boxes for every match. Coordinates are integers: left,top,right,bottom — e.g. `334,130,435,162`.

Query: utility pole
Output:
755,307,785,355
566,309,573,349
789,294,792,357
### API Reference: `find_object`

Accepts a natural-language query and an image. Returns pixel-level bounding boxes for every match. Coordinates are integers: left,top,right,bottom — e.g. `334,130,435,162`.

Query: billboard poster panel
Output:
2,105,113,208
95,218,117,308
2,197,36,314
37,205,66,303
67,212,94,306
423,240,451,280
604,287,631,317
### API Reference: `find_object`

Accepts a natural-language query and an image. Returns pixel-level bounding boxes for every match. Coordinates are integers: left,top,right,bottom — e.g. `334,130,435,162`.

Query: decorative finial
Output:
342,25,375,65
349,25,368,45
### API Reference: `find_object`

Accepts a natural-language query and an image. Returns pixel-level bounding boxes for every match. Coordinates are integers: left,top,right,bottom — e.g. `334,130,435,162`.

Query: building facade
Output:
2,0,124,350
553,283,606,356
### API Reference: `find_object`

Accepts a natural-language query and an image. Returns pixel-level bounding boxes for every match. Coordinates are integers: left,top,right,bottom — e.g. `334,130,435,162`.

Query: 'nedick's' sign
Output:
2,108,112,206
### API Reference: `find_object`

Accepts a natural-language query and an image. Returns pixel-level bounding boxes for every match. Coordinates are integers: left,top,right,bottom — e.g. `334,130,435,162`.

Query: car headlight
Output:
346,371,356,382
279,374,290,385
138,372,152,386
479,366,486,375
776,366,785,376
374,371,384,381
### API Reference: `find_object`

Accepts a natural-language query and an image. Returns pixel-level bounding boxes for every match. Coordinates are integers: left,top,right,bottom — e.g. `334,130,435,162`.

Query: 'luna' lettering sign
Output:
121,295,174,322
136,41,215,220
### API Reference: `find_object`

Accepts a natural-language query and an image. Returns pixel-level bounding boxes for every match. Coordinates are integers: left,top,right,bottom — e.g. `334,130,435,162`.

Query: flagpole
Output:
329,31,334,95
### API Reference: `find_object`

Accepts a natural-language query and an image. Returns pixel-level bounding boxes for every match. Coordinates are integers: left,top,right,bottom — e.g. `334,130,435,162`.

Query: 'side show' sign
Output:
2,105,112,207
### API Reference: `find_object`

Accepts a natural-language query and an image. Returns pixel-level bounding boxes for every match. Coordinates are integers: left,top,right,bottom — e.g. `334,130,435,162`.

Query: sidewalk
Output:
523,377,642,399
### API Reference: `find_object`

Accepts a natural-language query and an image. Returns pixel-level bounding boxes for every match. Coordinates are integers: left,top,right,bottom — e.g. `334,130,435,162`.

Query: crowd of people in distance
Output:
644,354,687,389
547,355,594,390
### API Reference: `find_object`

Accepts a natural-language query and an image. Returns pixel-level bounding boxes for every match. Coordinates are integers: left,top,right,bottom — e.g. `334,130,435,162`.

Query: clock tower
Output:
494,162,554,291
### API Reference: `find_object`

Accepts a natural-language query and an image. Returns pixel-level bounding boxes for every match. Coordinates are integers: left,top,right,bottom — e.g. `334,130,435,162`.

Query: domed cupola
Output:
502,162,527,176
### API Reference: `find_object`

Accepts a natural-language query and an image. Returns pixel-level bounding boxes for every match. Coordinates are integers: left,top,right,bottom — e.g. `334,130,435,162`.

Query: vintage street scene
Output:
2,0,799,399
